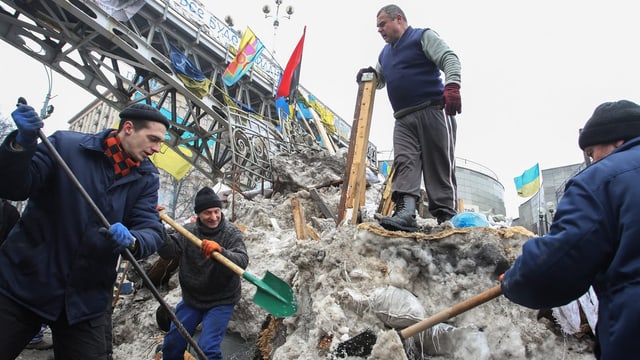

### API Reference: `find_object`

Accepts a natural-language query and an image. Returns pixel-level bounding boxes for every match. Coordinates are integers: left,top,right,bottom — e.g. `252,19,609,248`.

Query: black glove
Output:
356,67,377,83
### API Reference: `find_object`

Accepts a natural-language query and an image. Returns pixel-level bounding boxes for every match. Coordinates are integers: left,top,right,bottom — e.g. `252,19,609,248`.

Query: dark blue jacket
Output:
378,26,443,112
502,137,640,359
0,129,164,324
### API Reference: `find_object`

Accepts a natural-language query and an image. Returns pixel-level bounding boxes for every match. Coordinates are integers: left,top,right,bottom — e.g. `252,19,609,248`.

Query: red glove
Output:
499,273,505,282
201,239,222,258
443,83,462,116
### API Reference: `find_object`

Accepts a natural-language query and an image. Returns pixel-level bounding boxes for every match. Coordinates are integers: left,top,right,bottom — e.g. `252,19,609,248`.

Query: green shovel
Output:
159,212,297,318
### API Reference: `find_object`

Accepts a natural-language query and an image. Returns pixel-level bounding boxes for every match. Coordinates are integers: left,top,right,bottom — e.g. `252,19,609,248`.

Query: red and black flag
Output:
276,26,306,102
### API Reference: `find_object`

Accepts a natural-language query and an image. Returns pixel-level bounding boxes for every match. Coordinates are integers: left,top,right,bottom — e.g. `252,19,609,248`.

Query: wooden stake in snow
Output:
337,71,377,225
291,196,307,239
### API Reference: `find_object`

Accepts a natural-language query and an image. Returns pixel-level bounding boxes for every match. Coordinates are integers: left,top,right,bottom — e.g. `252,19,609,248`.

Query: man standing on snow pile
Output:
501,100,640,359
358,4,462,232
0,102,169,359
158,186,248,360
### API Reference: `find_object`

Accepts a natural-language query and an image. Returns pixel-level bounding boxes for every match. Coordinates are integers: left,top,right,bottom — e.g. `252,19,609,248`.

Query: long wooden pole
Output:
399,285,502,339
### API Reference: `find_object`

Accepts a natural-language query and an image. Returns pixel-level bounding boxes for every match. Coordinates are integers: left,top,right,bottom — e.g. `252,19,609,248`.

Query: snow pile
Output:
35,148,596,360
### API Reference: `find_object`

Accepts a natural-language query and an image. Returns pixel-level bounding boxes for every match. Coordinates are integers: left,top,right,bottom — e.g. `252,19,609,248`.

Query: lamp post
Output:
262,0,294,55
224,15,234,28
546,201,556,232
538,207,546,235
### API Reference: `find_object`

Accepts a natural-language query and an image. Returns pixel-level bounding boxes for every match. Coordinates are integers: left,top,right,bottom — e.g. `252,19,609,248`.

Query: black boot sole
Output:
379,218,418,233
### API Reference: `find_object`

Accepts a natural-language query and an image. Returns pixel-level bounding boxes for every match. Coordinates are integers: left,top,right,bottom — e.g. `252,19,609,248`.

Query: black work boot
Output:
437,213,454,225
379,194,418,232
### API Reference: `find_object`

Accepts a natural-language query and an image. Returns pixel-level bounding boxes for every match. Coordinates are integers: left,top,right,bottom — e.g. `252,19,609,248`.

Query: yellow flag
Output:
150,144,193,181
176,73,212,99
307,95,336,135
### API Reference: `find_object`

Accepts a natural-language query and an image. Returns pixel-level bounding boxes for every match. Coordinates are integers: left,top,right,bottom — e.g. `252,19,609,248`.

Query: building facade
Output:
455,158,506,216
378,157,507,217
514,163,585,234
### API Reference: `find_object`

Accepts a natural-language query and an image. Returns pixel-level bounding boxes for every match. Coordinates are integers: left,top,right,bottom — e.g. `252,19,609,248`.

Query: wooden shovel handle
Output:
159,212,244,277
399,285,503,339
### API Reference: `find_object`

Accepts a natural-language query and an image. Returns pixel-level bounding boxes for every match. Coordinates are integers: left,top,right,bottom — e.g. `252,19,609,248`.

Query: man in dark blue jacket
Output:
502,100,640,359
0,102,169,359
360,4,461,232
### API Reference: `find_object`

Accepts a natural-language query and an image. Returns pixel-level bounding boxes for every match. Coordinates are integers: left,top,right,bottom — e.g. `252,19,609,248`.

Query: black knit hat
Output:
194,186,222,213
579,100,640,150
119,103,170,129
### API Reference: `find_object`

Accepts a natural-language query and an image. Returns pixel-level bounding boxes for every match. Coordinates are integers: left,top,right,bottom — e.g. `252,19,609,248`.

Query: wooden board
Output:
337,73,377,225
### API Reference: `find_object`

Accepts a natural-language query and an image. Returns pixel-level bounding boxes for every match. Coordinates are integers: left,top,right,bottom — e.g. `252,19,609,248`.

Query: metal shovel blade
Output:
245,271,297,318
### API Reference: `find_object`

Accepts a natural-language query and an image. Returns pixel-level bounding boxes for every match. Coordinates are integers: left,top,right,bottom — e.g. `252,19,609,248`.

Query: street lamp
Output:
538,207,546,235
546,201,556,232
262,0,294,55
224,15,234,28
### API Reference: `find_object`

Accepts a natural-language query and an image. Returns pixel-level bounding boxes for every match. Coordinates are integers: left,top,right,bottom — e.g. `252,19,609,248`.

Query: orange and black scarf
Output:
104,131,140,181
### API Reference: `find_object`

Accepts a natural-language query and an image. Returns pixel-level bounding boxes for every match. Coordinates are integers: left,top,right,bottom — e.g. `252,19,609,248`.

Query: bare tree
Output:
159,168,213,221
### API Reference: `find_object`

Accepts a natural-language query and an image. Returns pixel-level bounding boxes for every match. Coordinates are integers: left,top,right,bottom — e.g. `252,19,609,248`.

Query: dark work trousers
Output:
0,294,43,359
391,105,458,219
105,304,114,359
162,300,235,360
0,293,110,359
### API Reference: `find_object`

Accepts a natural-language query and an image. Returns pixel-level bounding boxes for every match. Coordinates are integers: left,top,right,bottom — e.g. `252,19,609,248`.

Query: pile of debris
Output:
103,148,597,360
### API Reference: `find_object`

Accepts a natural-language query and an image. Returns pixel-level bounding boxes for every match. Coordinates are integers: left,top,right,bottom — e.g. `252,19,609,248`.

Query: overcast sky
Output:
1,0,639,217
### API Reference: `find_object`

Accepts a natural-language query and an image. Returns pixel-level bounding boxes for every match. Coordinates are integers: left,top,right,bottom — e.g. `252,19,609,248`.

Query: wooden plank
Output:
418,190,428,218
309,108,336,155
305,224,321,241
350,163,365,224
377,164,395,216
337,73,377,225
326,133,338,154
346,79,376,209
336,114,360,224
291,197,307,239
355,81,376,209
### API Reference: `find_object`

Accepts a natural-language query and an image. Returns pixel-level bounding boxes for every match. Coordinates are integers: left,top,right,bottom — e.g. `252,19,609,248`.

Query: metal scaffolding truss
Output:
0,0,312,190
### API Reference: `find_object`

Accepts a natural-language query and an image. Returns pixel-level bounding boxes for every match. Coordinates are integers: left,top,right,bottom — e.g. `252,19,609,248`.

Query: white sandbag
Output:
371,286,426,328
552,286,599,335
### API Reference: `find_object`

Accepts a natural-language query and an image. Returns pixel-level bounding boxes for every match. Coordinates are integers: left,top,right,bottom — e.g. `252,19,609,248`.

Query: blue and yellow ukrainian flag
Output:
169,44,212,98
514,163,541,197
